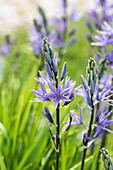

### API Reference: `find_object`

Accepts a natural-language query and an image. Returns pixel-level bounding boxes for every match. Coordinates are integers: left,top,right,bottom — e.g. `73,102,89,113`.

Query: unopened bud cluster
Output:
86,57,98,95
101,148,113,170
42,38,58,78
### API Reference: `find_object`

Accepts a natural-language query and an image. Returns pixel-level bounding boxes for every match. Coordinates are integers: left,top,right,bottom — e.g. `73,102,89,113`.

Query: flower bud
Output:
61,62,67,80
49,46,54,59
101,148,113,170
52,59,58,75
81,75,89,91
45,52,51,64
45,62,53,79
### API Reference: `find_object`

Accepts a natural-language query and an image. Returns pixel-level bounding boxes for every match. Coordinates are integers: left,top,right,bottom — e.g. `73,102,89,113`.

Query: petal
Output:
61,87,71,95
48,83,57,94
100,88,109,99
78,104,82,121
73,85,81,94
34,77,39,82
101,111,112,122
55,97,59,109
40,83,46,94
101,126,113,133
103,120,113,126
45,93,56,98
93,126,102,138
31,98,44,102
63,122,79,125
64,77,70,89
91,39,113,46
58,81,63,92
39,71,48,82
60,95,71,101
70,110,80,123
102,100,113,106
32,90,43,98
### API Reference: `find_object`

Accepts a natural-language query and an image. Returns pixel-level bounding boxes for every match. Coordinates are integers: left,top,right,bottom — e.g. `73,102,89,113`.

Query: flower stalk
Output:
31,38,78,170
55,77,60,170
80,58,96,170
56,103,60,170
80,95,94,170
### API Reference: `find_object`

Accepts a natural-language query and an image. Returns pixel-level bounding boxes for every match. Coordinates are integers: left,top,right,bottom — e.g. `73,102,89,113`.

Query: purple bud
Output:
68,29,76,36
45,62,53,79
66,114,72,131
68,37,77,47
86,34,93,43
63,93,74,106
61,62,67,80
83,132,88,146
42,107,54,124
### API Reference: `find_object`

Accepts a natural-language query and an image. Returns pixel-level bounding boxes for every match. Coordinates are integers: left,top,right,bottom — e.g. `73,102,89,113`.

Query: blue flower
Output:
46,81,71,108
91,22,113,46
94,83,113,106
34,71,53,85
62,76,80,106
93,110,113,138
32,82,50,102
64,104,82,125
86,0,113,32
70,104,82,125
65,114,72,131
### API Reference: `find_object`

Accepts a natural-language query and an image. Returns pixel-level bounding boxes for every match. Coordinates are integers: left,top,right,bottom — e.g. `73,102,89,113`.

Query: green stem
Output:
55,78,60,170
80,96,94,170
56,104,60,170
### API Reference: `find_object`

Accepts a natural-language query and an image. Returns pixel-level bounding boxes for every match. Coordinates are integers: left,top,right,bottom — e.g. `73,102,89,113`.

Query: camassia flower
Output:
77,72,113,108
32,82,50,102
31,38,80,168
86,0,113,44
63,104,83,126
104,47,113,68
63,77,81,106
32,74,77,108
46,82,72,108
91,22,113,46
94,83,113,106
93,110,113,138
